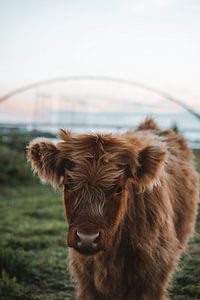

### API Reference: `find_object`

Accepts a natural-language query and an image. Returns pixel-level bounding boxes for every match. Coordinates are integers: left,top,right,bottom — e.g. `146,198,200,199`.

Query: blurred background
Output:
0,1,200,300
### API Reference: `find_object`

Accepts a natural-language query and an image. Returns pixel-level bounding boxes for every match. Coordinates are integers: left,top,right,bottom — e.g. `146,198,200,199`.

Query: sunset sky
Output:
0,0,200,119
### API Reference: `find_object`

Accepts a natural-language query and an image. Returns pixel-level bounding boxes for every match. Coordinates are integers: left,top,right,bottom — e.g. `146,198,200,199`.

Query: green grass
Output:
0,152,200,300
0,184,74,300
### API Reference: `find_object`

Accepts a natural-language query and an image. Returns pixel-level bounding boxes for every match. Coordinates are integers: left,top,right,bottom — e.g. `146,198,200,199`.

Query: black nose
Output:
76,231,100,249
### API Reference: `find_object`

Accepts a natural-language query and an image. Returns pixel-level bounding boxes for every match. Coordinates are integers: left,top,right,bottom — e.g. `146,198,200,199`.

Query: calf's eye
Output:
115,186,123,195
64,183,71,191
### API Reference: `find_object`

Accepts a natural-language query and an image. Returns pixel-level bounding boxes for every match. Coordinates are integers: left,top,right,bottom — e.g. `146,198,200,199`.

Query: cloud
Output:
117,0,178,14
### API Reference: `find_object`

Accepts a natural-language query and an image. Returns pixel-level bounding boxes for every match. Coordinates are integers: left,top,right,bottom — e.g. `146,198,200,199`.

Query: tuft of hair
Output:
136,117,160,131
58,129,72,142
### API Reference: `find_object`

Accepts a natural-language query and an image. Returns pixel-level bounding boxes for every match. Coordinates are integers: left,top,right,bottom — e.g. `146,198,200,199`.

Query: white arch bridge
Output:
0,76,199,147
0,76,199,119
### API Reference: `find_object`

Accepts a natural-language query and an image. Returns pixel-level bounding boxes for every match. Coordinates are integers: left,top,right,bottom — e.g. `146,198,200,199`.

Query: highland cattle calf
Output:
27,118,199,300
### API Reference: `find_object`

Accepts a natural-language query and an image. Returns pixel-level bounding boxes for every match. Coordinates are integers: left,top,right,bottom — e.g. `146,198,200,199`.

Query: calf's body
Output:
28,119,199,300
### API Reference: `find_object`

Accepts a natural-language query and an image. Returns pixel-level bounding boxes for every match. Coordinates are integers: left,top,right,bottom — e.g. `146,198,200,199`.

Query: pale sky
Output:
0,0,200,115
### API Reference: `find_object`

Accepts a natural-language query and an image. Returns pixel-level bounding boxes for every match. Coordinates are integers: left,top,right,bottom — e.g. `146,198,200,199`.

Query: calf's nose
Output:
76,231,100,249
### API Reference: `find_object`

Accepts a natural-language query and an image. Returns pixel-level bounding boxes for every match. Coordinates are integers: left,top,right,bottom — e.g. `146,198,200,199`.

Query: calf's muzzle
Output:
76,231,100,249
68,227,106,255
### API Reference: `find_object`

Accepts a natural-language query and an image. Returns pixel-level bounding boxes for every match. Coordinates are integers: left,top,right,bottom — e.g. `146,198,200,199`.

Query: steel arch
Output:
0,76,199,120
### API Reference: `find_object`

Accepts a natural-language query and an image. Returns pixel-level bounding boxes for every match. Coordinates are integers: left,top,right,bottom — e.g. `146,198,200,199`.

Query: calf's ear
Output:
125,145,167,187
27,138,70,188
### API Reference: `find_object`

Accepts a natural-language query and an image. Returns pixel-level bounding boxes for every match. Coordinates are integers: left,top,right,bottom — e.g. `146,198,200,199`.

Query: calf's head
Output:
27,130,166,255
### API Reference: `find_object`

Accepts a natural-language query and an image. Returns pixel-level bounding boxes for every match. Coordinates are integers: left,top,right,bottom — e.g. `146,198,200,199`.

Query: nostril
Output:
94,232,100,242
76,231,82,248
77,241,82,248
93,232,100,241
76,232,81,242
93,233,100,247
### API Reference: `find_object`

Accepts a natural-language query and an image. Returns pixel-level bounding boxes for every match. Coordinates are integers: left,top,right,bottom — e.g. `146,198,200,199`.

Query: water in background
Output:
36,110,200,148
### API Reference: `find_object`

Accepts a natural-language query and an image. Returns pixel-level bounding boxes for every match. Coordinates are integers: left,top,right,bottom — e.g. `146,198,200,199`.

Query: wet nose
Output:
76,231,100,249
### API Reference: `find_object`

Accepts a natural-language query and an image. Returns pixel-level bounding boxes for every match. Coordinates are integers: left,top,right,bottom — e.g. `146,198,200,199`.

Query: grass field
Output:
0,153,200,300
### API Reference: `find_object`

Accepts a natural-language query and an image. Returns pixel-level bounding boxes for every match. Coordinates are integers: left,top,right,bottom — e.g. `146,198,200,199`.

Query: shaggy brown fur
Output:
27,118,199,300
